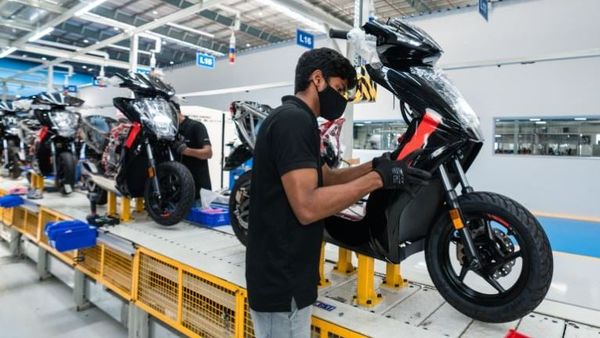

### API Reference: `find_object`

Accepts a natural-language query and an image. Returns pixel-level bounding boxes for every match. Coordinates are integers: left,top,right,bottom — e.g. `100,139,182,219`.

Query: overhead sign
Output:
296,29,314,49
479,0,489,21
63,85,77,93
196,52,216,69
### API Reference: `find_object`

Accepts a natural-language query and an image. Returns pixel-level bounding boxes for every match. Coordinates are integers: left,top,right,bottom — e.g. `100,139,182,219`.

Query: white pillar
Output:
47,65,54,92
129,34,139,73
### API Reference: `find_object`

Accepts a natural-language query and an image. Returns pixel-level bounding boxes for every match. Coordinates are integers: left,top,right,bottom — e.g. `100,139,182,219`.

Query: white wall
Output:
353,0,600,218
144,0,599,217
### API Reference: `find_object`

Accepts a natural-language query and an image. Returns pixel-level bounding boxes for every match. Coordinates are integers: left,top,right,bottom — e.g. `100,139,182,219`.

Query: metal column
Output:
128,303,149,338
74,269,92,311
37,246,51,280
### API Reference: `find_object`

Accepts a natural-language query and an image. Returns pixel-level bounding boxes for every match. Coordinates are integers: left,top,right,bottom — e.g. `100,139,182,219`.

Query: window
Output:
353,120,408,150
494,117,600,157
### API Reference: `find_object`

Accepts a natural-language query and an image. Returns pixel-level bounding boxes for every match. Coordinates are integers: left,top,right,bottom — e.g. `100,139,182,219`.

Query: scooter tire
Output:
229,170,252,246
144,161,195,226
425,191,553,323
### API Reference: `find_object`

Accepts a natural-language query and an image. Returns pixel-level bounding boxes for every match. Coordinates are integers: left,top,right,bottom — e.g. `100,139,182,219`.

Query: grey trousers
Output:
250,298,312,338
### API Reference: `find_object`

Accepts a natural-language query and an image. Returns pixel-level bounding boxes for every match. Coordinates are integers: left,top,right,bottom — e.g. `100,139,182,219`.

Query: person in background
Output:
172,102,213,204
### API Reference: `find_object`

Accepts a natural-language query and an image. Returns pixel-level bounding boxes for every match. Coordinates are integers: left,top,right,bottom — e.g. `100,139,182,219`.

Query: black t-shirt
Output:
178,117,211,198
246,96,323,312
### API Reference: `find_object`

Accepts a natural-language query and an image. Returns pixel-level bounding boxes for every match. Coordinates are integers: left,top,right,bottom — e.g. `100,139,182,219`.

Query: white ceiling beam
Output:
8,0,64,13
4,0,226,82
19,44,134,69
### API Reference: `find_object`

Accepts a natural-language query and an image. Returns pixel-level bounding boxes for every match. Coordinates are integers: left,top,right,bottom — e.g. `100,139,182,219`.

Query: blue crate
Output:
45,220,97,252
186,207,229,227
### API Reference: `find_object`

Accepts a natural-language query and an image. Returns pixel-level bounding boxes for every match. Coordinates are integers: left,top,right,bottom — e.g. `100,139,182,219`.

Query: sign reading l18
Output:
196,53,216,69
296,29,314,49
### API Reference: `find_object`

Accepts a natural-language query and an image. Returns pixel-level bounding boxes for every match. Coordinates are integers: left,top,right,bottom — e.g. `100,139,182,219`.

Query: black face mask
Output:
314,81,347,121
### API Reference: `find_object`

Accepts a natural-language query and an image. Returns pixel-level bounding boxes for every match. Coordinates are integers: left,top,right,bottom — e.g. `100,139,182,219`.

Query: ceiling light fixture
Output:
153,10,158,15
529,118,541,122
166,22,215,38
170,61,174,65
28,27,54,42
574,117,587,121
82,65,87,69
246,43,251,47
75,0,107,17
83,39,89,43
254,0,325,32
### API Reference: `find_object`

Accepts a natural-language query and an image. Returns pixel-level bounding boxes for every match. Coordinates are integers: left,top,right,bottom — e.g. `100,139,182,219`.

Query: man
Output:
246,48,431,337
172,103,213,203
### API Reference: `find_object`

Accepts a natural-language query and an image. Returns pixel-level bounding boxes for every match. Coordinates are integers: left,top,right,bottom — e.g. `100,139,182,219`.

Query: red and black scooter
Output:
325,19,552,323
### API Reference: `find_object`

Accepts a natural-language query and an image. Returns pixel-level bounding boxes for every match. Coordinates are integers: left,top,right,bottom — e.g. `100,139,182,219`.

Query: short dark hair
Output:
294,48,357,93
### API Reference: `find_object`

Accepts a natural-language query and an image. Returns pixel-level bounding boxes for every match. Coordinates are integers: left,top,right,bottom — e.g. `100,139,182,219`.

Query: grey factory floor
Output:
0,240,127,338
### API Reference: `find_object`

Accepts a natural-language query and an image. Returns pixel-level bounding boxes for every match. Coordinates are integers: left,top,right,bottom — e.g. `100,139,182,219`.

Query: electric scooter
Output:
29,92,82,195
322,19,552,322
81,73,195,226
0,100,29,179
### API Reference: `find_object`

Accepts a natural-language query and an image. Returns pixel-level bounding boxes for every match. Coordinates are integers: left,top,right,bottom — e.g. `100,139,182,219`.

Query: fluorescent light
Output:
535,121,547,125
529,118,541,122
495,134,501,138
254,0,326,32
0,47,17,58
75,0,107,17
574,117,587,121
169,61,174,65
28,27,54,42
83,39,89,43
166,22,215,38
246,43,251,47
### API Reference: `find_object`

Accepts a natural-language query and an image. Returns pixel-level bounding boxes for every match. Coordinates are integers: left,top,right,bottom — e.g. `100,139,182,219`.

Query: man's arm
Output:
181,145,213,160
282,168,382,225
321,161,373,186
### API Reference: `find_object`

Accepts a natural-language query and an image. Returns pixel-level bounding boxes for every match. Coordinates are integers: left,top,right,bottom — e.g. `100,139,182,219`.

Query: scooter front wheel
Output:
229,170,252,246
144,162,195,226
425,191,553,323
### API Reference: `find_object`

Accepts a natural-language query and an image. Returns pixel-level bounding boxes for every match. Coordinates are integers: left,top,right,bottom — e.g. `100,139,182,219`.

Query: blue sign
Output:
296,29,314,49
63,85,77,93
313,301,336,312
479,0,488,21
196,53,216,69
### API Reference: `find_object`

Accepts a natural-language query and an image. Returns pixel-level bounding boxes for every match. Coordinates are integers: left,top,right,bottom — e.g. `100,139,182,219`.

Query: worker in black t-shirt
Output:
172,103,212,204
246,48,431,338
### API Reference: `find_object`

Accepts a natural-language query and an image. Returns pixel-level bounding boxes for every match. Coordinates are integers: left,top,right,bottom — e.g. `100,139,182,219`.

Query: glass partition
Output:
353,120,408,150
494,117,600,157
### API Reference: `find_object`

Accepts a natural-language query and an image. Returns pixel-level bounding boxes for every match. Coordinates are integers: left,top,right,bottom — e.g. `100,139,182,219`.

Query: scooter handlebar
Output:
329,29,349,40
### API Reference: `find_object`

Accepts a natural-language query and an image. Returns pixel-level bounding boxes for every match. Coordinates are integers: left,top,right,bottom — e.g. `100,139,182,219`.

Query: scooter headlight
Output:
133,98,178,141
49,111,79,138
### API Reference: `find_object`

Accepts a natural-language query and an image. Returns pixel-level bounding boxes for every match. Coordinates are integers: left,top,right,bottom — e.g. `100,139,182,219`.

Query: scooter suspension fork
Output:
452,156,473,194
2,139,8,164
439,164,481,269
145,141,162,200
50,141,58,179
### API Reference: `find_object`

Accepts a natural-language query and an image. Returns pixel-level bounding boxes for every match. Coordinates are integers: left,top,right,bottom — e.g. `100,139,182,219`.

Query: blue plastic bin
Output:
186,207,229,227
45,220,97,252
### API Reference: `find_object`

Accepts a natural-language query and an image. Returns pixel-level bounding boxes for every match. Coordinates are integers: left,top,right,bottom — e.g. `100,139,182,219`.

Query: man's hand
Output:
373,150,431,190
172,138,188,155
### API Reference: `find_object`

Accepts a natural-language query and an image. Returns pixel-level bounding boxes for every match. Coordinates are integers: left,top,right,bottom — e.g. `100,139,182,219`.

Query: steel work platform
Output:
0,178,599,338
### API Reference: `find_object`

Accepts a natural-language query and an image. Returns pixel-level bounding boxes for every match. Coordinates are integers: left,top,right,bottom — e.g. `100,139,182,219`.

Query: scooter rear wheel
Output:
229,170,252,246
425,191,553,323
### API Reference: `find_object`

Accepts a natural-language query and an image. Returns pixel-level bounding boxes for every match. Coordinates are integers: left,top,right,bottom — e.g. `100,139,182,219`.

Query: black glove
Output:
373,150,431,190
172,139,188,155
372,148,402,168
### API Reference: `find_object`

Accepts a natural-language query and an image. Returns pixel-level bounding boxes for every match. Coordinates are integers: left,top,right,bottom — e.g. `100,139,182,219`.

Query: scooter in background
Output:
0,100,29,179
28,92,82,195
79,114,118,205
226,101,345,245
81,73,195,226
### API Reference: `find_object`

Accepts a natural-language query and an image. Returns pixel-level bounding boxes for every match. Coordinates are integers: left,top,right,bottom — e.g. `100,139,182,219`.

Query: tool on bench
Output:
86,190,119,227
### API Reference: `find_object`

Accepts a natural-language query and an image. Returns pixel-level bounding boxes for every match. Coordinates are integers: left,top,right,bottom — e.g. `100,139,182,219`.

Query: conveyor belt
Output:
1,178,600,338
